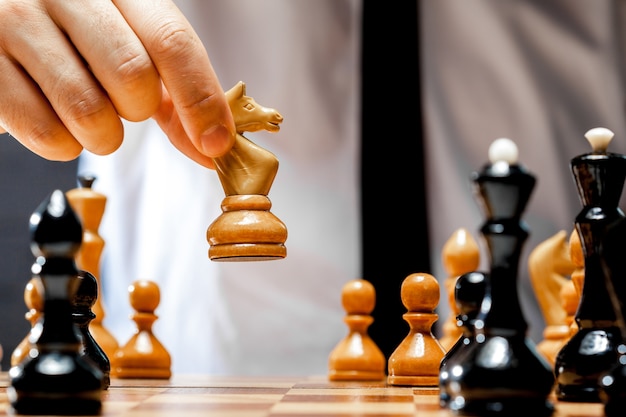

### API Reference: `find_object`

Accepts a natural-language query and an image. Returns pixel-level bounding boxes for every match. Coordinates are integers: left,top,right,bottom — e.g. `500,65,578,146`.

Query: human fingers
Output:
0,0,125,157
152,87,216,169
46,0,162,122
113,0,236,159
0,56,83,160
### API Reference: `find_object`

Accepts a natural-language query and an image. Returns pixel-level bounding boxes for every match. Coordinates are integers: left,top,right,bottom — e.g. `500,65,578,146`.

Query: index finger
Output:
112,0,235,158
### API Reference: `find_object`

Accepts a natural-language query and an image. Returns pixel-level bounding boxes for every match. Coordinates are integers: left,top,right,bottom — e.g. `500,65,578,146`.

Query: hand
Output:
0,0,235,168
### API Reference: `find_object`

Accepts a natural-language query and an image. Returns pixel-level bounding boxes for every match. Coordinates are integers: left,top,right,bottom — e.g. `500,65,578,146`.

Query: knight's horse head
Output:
226,81,284,134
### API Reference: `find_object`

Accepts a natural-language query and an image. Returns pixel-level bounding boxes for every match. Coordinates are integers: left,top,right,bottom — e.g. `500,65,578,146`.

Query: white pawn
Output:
111,280,171,379
439,228,480,351
328,279,385,381
387,273,446,386
11,278,43,367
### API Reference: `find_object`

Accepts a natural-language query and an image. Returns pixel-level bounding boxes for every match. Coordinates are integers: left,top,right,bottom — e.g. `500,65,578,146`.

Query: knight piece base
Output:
207,195,287,262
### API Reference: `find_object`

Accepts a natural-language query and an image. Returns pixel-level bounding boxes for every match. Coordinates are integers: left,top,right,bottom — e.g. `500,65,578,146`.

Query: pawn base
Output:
555,326,621,403
604,398,626,417
111,367,172,380
387,375,439,387
9,392,102,416
328,369,385,382
556,384,602,403
8,352,104,416
450,398,554,417
599,361,626,417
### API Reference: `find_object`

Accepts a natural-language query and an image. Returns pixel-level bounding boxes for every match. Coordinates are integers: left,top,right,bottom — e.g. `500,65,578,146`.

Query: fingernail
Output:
200,124,235,157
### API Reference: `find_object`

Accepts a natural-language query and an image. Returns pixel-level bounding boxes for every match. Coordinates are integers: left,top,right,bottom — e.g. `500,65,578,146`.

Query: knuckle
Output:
113,48,157,90
111,51,160,121
22,125,83,161
57,87,122,155
144,20,225,122
0,1,30,23
177,89,220,116
60,86,110,125
150,21,197,62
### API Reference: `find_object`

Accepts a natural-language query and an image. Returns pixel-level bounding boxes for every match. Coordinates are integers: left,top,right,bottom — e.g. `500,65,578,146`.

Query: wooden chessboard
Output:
0,373,606,416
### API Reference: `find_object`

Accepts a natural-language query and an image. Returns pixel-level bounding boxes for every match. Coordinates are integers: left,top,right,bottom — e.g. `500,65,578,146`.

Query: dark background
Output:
361,2,430,363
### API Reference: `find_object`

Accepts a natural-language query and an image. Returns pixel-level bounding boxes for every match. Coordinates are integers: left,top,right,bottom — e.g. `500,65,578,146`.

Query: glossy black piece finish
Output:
439,271,488,408
554,150,626,403
446,162,555,416
77,173,96,189
8,190,104,415
73,270,111,389
598,216,626,416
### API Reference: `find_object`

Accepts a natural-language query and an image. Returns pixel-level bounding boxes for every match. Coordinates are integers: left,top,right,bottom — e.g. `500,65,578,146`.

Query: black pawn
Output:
8,190,104,415
439,271,488,408
73,270,111,389
554,128,626,402
447,138,555,416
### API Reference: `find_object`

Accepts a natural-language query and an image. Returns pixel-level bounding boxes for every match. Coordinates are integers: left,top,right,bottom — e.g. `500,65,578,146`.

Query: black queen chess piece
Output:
8,190,104,415
445,138,555,416
554,127,626,403
598,211,626,417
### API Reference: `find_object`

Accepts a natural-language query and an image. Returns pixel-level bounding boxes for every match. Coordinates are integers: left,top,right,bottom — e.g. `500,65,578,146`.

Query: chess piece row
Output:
11,273,172,383
328,273,447,385
329,130,626,417
328,217,484,384
6,80,284,414
8,186,171,415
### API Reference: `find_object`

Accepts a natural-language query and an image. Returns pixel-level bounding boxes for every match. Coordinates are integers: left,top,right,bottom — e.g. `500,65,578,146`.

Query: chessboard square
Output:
411,388,441,404
101,400,146,415
287,388,414,398
102,387,171,414
120,407,270,417
123,392,281,417
105,387,168,398
282,394,415,403
270,401,416,416
0,395,9,414
555,402,604,415
160,375,298,389
144,389,284,406
166,387,291,396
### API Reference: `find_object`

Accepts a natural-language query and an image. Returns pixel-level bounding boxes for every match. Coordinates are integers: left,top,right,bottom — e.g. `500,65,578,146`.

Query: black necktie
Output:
361,1,431,361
